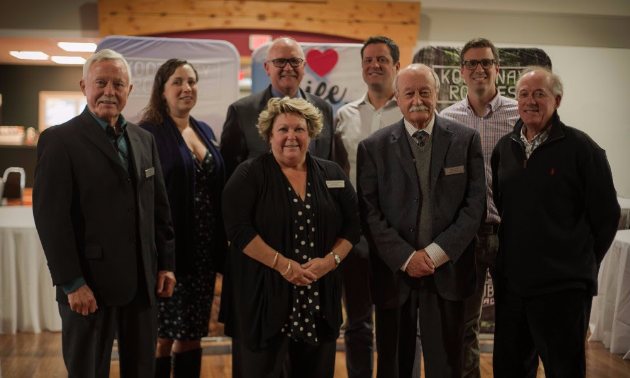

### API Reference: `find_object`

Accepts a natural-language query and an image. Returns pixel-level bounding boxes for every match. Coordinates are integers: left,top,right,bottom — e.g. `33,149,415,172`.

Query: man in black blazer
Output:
33,49,176,378
357,64,486,378
221,36,333,177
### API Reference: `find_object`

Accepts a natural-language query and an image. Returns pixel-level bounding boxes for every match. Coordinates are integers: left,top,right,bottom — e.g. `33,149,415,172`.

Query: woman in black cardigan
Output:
140,58,227,378
220,97,360,378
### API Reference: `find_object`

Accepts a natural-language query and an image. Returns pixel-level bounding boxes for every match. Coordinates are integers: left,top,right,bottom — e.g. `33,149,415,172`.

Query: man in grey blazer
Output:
357,64,486,378
33,49,176,378
221,36,333,177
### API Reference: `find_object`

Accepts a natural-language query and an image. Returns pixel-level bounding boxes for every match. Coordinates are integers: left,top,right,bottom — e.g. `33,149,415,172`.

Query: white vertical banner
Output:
97,36,240,137
251,43,367,116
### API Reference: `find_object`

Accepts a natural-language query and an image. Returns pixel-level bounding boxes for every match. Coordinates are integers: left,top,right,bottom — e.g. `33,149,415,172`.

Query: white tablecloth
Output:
619,196,630,230
0,206,61,334
589,229,630,360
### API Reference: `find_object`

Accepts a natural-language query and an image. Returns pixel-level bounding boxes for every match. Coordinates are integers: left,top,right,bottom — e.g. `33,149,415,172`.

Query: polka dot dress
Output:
157,149,218,340
279,178,321,344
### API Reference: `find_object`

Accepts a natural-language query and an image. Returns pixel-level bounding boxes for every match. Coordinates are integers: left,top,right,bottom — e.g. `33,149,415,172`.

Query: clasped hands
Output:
405,249,436,278
278,256,335,286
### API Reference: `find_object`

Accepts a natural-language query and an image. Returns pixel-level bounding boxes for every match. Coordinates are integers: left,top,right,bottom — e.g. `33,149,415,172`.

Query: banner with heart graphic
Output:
251,43,366,115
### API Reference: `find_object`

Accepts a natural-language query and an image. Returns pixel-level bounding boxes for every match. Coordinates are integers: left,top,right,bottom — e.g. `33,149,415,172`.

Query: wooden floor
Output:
2,332,629,377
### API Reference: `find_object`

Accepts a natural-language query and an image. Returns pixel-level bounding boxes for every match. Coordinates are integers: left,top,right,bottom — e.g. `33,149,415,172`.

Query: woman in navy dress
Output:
140,58,227,378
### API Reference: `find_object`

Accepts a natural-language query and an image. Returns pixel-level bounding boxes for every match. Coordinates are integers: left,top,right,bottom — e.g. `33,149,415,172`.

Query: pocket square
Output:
145,167,155,178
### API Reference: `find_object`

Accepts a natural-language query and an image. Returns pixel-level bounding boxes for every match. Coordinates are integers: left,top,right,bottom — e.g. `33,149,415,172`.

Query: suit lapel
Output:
125,124,144,183
391,121,419,185
430,116,453,192
75,109,127,172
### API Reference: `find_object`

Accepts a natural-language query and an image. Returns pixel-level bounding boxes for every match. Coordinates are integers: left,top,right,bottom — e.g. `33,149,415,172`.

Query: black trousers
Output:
493,288,592,378
59,293,157,378
375,279,465,378
342,236,375,378
232,332,337,378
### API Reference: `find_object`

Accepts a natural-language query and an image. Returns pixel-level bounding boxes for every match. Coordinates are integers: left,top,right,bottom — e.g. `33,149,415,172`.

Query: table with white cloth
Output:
0,206,61,334
589,229,630,360
618,196,630,230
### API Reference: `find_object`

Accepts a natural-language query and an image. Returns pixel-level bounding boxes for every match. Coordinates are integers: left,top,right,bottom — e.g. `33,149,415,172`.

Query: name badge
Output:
444,165,465,175
145,167,155,178
326,180,345,188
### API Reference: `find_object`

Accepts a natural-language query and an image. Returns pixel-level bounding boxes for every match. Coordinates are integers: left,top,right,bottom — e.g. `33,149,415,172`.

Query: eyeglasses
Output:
462,59,496,70
266,58,305,68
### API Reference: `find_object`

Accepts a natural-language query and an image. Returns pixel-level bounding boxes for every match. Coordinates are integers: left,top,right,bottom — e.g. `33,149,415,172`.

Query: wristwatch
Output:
329,251,341,270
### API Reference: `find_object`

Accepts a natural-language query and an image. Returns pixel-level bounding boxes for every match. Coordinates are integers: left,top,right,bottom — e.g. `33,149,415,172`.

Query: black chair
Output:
1,167,26,205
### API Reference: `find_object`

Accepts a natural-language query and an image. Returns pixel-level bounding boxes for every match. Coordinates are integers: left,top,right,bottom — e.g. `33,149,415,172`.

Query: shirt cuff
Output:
400,251,416,272
425,243,450,268
61,277,86,295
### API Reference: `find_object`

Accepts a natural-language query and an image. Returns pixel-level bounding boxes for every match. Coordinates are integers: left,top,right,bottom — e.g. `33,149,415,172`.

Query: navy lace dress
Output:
157,150,218,340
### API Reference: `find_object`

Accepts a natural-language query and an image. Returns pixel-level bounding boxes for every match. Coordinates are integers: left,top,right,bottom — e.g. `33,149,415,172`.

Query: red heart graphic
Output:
306,49,339,78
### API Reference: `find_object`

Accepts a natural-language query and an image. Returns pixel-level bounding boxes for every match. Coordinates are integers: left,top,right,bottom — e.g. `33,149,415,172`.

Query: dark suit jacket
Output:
33,108,175,307
140,116,228,275
220,85,334,177
357,116,486,309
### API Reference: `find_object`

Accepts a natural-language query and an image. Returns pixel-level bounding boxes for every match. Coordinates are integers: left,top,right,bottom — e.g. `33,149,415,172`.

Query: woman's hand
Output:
301,255,336,279
278,258,318,286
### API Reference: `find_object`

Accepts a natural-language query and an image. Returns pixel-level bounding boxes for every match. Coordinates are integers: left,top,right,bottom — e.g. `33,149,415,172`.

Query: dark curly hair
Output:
140,58,199,125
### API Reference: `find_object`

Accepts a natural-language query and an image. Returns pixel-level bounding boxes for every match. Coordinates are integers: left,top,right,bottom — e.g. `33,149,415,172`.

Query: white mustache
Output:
98,96,117,104
410,105,430,112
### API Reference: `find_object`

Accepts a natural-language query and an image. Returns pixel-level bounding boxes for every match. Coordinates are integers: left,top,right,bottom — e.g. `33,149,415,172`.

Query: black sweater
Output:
219,153,360,351
491,113,620,296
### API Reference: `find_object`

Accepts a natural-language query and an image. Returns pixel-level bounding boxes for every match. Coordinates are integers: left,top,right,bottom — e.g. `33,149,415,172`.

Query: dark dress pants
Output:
59,291,157,378
462,232,499,378
342,236,375,378
493,288,592,378
375,278,465,378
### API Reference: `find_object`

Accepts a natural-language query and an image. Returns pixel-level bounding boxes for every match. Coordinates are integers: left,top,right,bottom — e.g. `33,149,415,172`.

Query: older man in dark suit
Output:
357,64,486,378
221,36,333,178
33,49,176,378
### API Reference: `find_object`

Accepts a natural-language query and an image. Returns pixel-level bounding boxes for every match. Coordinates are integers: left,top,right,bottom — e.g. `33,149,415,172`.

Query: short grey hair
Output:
394,63,440,96
517,66,563,97
83,49,132,83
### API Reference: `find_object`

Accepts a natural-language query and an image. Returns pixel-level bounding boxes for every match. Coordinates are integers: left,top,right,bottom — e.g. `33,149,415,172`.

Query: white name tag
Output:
444,165,465,175
145,167,155,178
326,180,345,188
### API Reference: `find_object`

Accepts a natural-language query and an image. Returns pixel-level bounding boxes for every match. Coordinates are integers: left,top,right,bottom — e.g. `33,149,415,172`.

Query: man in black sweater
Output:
490,66,620,378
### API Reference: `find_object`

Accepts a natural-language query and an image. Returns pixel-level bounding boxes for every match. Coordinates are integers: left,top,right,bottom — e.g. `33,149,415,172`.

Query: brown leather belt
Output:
478,222,499,235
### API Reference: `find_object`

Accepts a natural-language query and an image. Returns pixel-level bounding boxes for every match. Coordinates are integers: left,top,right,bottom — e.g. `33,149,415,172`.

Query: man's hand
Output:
68,284,98,316
406,250,435,278
157,270,176,297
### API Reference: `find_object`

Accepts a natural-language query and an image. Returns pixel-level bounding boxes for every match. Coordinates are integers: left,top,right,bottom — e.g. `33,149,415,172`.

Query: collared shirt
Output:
87,106,130,171
271,86,304,99
520,124,551,159
440,94,519,223
334,93,401,188
401,114,449,270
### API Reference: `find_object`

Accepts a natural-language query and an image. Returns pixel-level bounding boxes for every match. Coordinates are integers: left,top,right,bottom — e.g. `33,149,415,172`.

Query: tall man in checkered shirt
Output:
439,38,519,378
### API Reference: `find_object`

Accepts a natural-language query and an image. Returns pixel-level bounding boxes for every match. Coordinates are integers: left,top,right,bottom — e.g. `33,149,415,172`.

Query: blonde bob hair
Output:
257,97,324,141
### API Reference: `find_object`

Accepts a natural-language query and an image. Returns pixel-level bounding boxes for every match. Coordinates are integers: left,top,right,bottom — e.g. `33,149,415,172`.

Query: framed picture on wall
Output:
38,91,87,131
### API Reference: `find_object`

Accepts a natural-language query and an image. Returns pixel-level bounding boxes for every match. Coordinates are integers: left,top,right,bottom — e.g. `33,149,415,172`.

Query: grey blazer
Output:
220,85,334,178
357,116,486,308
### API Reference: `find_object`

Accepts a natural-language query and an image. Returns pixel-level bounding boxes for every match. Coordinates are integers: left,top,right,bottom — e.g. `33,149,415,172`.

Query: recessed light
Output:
10,51,49,60
51,56,86,65
58,42,97,52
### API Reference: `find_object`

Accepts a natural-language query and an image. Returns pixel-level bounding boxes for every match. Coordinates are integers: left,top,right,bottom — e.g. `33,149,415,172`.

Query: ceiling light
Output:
57,42,97,52
51,56,86,65
10,51,49,60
